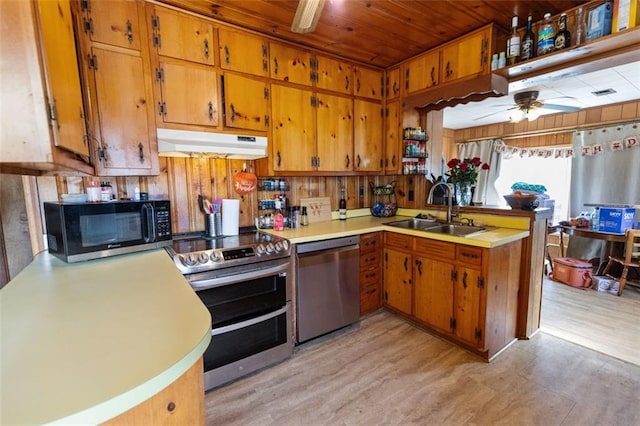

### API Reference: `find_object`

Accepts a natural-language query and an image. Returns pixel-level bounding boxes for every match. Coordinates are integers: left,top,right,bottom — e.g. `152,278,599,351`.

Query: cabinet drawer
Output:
360,251,381,269
384,232,412,250
456,245,483,266
360,232,381,253
360,266,381,287
360,284,381,315
414,238,455,260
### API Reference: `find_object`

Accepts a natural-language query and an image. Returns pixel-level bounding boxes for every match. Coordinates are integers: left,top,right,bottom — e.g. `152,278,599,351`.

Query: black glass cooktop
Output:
170,230,283,255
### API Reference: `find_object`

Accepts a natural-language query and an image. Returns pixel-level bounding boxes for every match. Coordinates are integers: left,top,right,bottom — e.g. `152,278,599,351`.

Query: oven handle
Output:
189,262,289,291
211,304,289,336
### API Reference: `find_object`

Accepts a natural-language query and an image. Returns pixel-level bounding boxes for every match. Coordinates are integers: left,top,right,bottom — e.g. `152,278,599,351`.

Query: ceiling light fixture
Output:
508,107,541,123
291,0,325,33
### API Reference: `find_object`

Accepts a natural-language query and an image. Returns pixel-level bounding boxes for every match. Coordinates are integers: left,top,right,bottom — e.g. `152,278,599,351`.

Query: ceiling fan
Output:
291,0,326,33
475,90,581,123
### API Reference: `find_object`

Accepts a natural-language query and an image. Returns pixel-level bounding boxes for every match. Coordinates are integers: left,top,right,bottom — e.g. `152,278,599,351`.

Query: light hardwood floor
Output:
205,310,640,425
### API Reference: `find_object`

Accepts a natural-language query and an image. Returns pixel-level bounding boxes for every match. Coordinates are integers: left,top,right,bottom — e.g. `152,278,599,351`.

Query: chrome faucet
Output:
427,182,455,223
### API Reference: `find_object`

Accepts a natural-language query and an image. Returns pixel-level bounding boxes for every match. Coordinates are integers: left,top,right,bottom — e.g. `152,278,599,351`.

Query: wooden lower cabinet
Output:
102,357,205,425
360,232,382,316
383,231,522,360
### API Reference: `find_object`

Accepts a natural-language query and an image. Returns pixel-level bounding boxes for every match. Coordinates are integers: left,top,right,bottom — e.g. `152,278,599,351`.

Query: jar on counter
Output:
87,180,101,202
100,181,113,201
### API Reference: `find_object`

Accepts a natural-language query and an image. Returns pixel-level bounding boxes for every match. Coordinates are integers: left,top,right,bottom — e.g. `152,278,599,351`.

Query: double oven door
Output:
187,259,292,391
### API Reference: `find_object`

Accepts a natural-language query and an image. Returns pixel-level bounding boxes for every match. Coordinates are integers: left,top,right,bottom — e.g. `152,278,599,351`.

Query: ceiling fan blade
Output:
473,110,508,121
540,103,580,112
291,0,325,33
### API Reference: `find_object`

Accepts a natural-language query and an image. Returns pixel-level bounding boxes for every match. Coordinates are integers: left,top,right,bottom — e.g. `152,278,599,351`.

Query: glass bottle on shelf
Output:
574,7,587,46
555,13,571,50
520,14,535,61
537,12,555,56
339,188,347,220
507,15,520,65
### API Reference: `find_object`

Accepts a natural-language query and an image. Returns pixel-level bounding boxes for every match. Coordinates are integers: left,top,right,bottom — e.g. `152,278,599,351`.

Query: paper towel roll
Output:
221,199,240,236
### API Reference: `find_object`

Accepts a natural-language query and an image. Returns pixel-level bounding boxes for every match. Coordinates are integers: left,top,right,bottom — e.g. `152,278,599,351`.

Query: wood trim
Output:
22,176,45,256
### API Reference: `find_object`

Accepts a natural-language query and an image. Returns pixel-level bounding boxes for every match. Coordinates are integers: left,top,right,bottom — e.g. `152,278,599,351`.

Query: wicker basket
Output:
370,182,397,217
504,193,539,210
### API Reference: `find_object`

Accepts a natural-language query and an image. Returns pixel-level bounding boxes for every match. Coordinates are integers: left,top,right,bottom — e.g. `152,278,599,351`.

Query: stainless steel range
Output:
166,230,293,391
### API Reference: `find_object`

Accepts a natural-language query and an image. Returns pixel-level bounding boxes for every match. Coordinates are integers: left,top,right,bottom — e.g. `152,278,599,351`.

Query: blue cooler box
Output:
598,208,636,233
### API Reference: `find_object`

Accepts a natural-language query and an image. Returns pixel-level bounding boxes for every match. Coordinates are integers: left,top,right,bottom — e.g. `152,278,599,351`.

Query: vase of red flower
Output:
446,157,490,206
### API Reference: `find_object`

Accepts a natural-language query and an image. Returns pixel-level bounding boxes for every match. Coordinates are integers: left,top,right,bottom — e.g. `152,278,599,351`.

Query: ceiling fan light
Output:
527,108,541,121
509,109,525,123
291,0,325,33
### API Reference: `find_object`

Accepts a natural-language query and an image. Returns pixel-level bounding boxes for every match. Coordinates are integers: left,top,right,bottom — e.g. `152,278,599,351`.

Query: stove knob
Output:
255,244,266,256
281,240,290,252
274,241,284,252
265,242,275,254
210,251,221,262
198,252,209,264
182,254,197,266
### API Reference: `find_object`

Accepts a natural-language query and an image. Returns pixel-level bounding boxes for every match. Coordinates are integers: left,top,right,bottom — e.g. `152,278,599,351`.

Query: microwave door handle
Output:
142,203,155,243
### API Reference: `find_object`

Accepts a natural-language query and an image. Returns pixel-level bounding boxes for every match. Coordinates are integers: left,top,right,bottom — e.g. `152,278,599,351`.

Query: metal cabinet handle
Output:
224,45,230,64
204,39,209,59
345,155,350,168
416,259,423,275
273,57,279,75
430,66,436,85
138,143,144,164
404,256,408,271
126,20,133,44
462,271,468,288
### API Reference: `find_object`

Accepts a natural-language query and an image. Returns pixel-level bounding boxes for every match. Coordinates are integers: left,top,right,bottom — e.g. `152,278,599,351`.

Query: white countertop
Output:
0,249,211,425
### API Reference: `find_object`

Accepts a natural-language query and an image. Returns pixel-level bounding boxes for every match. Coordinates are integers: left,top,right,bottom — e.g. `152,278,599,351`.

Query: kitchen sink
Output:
384,219,487,237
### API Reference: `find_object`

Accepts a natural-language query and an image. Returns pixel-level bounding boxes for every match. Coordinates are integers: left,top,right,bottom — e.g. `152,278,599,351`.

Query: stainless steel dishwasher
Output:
296,236,360,343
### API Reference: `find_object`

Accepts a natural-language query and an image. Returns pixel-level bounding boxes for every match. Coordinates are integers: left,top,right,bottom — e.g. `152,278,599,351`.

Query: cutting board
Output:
300,197,332,223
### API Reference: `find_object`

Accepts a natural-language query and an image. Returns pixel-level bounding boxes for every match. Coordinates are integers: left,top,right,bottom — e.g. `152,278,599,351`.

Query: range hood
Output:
157,128,268,159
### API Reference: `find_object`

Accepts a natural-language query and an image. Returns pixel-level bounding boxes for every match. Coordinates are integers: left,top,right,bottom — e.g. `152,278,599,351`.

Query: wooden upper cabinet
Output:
148,5,213,66
353,67,383,100
316,93,353,172
37,0,89,158
80,0,141,50
156,60,218,127
385,67,401,100
218,27,268,77
86,46,158,175
223,73,268,131
269,42,312,86
404,50,440,94
315,55,352,95
440,27,489,84
384,100,401,175
353,99,382,172
0,0,92,175
270,84,315,172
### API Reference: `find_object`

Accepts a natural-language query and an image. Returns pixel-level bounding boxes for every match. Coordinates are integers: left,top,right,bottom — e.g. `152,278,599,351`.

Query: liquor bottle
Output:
507,15,521,65
339,188,347,220
520,15,535,61
574,7,587,45
555,13,571,50
537,12,555,55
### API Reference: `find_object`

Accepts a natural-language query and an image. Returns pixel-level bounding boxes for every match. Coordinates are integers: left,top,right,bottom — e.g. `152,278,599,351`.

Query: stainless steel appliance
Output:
166,230,293,391
296,236,360,343
43,200,172,262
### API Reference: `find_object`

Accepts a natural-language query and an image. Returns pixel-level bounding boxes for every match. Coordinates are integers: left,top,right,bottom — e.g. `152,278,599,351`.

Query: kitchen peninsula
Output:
1,250,211,425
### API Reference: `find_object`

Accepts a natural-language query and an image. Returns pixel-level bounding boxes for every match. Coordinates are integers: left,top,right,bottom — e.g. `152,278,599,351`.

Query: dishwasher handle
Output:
296,236,360,254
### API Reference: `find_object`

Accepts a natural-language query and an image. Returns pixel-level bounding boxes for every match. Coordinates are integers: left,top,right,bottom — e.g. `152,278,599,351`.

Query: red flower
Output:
446,157,490,185
447,158,460,168
459,162,468,171
482,163,490,170
471,157,482,166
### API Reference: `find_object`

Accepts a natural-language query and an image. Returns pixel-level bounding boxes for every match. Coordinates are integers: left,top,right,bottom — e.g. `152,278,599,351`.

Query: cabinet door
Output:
383,248,412,315
37,0,88,157
89,46,157,175
158,61,218,127
218,27,268,76
270,85,315,172
223,73,268,131
454,266,483,345
441,29,488,83
414,257,454,333
316,93,353,172
81,0,141,50
150,5,213,65
315,55,352,94
385,67,401,100
269,43,312,86
384,100,401,174
354,99,382,172
353,67,383,100
404,50,439,94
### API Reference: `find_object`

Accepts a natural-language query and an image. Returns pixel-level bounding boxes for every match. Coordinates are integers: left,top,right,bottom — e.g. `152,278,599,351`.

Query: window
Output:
494,151,572,225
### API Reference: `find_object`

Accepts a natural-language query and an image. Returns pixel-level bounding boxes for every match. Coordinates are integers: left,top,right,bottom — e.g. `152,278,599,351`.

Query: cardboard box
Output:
613,0,640,32
587,1,614,40
552,257,593,288
598,207,636,233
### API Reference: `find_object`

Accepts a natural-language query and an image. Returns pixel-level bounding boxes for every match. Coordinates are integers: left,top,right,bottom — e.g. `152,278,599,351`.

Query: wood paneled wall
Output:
452,100,640,147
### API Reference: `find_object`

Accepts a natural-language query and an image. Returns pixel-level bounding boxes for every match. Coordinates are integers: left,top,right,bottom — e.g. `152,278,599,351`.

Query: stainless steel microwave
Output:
44,200,172,262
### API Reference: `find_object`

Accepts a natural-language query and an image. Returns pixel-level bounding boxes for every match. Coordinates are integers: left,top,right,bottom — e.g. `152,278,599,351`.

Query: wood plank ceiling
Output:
158,0,588,68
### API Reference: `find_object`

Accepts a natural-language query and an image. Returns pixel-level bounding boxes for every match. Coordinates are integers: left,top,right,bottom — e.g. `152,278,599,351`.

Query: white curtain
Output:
570,123,640,216
457,138,503,206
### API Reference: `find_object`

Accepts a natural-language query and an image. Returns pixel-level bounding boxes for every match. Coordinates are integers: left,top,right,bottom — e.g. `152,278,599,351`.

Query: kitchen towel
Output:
221,199,240,236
